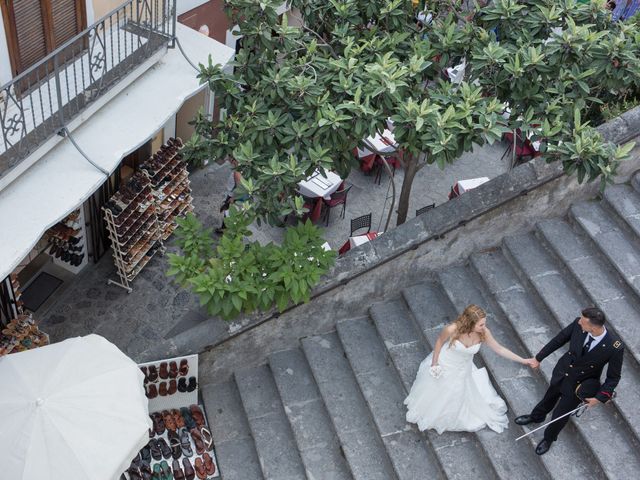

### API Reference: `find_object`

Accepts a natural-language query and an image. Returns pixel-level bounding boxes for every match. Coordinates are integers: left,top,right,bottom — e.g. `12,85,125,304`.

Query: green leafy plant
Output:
167,210,336,320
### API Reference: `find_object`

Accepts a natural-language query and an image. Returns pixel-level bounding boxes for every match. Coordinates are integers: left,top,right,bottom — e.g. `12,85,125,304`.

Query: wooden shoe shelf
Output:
103,138,193,293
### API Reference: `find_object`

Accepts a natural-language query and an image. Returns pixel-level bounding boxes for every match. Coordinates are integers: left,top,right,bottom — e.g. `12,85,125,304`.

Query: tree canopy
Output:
188,0,639,225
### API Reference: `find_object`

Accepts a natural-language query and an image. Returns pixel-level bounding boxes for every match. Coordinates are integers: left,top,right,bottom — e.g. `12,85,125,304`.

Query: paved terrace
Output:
39,142,508,359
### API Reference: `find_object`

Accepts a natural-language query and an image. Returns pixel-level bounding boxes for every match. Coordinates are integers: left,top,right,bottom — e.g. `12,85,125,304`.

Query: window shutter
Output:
12,0,48,71
51,0,82,48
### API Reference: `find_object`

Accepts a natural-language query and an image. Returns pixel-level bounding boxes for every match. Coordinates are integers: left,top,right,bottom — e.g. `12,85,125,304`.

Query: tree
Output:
189,0,638,226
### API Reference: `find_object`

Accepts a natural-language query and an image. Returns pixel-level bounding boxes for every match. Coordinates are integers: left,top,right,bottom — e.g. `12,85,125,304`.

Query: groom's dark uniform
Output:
530,318,624,441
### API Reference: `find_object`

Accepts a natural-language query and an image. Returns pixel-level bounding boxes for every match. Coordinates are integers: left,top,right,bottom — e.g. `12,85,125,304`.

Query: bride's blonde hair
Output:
449,304,486,347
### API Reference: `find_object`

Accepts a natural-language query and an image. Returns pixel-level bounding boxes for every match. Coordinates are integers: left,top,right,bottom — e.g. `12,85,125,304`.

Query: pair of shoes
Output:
151,412,165,435
194,455,215,479
189,405,205,428
159,379,177,396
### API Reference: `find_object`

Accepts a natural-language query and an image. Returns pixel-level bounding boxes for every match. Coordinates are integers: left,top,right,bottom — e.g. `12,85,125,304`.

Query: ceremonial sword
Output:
515,389,616,442
515,402,590,441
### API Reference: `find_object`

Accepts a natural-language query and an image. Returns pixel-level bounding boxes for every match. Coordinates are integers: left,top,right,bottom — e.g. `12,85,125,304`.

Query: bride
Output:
404,304,534,434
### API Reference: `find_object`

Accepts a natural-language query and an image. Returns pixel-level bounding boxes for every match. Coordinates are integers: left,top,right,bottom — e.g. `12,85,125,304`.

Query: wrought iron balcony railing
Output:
0,0,177,180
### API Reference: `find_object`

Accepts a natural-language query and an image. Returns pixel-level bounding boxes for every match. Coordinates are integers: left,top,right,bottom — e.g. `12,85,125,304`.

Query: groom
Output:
515,307,624,455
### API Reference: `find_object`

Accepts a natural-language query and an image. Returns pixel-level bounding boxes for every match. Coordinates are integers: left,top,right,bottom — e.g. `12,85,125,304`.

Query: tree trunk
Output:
396,154,419,226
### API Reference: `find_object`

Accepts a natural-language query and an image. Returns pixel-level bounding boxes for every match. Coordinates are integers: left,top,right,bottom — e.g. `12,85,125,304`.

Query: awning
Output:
0,24,234,281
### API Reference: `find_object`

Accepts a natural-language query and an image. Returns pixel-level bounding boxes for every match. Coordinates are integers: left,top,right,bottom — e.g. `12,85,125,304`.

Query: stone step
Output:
570,201,640,299
200,381,264,480
603,183,640,239
234,365,306,480
268,348,352,480
530,219,640,443
631,171,640,193
335,317,444,480
440,264,640,479
536,218,640,365
402,281,550,480
301,332,397,480
470,250,611,480
369,299,499,480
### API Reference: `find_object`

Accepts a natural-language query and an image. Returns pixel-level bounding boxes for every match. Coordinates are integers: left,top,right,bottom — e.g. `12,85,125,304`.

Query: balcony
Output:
0,0,177,181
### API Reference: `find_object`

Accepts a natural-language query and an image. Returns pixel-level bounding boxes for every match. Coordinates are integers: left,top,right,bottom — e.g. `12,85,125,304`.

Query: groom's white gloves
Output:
429,365,443,379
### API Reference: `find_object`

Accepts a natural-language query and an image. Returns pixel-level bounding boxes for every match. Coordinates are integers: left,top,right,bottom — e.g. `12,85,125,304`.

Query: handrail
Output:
0,0,173,90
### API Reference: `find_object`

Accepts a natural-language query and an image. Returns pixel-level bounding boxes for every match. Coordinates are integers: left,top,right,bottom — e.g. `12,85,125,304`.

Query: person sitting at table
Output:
216,159,246,234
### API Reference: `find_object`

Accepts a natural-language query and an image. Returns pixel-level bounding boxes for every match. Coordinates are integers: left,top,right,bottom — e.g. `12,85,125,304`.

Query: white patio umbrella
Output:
0,334,152,480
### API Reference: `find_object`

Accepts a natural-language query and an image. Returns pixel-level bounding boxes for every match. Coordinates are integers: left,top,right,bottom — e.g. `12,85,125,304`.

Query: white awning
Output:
0,24,234,280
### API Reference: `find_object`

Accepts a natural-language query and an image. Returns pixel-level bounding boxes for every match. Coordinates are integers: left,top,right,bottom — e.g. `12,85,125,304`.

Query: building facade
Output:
0,0,233,323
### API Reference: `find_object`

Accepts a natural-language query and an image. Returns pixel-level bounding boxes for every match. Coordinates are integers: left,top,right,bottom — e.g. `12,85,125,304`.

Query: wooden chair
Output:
350,213,372,236
416,203,436,217
323,183,352,226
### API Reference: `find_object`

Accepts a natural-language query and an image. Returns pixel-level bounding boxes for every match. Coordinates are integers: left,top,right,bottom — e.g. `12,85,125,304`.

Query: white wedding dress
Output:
404,339,509,434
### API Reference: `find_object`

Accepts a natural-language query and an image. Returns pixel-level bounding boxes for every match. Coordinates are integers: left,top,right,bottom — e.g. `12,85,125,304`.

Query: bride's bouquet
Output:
429,365,443,379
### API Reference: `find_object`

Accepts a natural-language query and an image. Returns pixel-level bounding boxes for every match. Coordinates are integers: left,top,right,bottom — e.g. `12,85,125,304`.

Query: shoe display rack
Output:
103,171,165,293
102,138,192,293
0,313,49,356
140,137,193,241
46,208,88,273
122,405,219,480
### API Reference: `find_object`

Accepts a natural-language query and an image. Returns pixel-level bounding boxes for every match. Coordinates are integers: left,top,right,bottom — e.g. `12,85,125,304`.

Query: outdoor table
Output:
297,170,343,200
357,129,400,172
297,170,343,222
449,177,490,199
338,231,381,255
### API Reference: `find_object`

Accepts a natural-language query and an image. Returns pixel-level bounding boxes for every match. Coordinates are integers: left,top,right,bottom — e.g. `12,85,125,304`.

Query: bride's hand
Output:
429,365,443,379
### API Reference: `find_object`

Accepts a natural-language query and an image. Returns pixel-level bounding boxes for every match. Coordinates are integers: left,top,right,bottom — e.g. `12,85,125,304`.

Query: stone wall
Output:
197,107,640,383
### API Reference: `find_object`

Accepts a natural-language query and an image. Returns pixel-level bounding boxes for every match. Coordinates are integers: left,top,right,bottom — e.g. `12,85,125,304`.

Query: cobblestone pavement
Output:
39,142,509,360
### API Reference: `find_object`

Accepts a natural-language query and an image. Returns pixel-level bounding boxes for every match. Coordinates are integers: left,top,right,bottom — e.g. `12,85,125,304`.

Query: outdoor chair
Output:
350,213,372,237
501,130,537,167
323,183,352,226
416,203,436,217
373,155,398,185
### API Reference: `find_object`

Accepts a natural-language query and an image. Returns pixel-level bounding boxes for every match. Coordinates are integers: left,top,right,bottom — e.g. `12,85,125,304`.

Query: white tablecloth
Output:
349,232,382,248
297,170,343,200
358,129,397,157
457,177,490,193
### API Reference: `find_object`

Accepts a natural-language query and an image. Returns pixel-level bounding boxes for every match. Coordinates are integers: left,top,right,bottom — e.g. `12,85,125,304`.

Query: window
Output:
1,0,87,77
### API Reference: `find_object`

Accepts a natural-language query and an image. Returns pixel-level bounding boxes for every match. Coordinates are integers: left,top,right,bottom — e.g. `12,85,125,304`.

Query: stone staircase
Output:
201,180,640,480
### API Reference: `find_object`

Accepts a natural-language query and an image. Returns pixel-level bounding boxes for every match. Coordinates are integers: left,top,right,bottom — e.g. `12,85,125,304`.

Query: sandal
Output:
189,405,205,427
180,407,196,430
168,430,181,459
179,359,189,377
198,426,213,451
151,412,165,435
179,427,194,457
203,452,216,476
190,428,205,456
171,409,185,429
162,410,177,432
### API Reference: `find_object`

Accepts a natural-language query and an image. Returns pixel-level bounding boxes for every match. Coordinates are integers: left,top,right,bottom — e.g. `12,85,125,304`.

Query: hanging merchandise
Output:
0,312,49,355
45,208,88,271
103,138,193,292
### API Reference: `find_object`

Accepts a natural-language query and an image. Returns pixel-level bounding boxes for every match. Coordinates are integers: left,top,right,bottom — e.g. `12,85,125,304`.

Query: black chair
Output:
415,203,436,217
323,183,352,226
350,213,372,236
